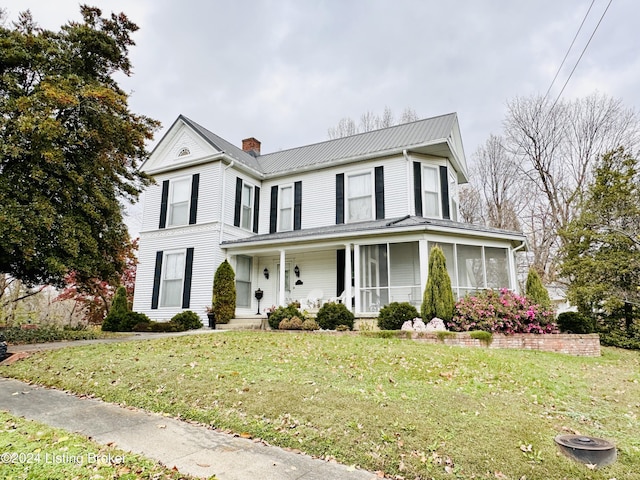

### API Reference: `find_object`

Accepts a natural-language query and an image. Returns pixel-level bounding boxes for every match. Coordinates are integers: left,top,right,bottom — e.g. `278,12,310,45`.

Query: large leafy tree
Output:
560,147,640,330
0,6,158,289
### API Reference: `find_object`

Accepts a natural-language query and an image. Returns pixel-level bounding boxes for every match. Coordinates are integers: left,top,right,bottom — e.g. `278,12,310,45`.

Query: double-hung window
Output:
241,183,254,230
168,177,191,226
278,185,293,231
161,251,185,307
422,166,440,217
347,172,373,222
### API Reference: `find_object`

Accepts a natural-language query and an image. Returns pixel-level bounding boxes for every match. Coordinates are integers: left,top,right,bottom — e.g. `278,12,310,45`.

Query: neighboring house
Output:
132,113,527,323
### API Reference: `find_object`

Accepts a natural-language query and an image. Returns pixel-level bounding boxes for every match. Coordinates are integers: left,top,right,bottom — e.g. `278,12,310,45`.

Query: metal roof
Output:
256,113,459,175
176,113,460,177
222,215,526,249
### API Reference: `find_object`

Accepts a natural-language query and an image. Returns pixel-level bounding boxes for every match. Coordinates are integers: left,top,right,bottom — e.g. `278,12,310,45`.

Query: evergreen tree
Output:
0,7,158,289
212,260,236,324
525,268,551,309
560,147,640,330
421,246,455,322
102,285,129,331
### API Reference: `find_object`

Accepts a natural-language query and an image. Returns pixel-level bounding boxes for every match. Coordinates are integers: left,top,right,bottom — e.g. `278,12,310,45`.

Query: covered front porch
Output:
221,216,526,318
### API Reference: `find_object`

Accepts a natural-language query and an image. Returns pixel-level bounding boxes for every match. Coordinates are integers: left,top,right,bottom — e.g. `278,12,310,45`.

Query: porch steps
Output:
216,317,265,330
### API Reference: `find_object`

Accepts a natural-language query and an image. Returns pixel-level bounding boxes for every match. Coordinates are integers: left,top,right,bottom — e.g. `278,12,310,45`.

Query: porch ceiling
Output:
221,216,526,255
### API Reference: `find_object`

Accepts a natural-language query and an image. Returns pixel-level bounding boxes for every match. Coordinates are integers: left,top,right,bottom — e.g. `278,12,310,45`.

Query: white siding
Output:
133,223,225,323
140,162,223,233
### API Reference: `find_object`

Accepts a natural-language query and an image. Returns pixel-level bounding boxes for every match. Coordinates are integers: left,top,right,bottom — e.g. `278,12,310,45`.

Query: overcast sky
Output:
3,1,638,230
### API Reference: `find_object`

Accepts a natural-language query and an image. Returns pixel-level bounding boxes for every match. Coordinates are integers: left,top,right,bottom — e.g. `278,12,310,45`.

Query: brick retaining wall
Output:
409,332,601,356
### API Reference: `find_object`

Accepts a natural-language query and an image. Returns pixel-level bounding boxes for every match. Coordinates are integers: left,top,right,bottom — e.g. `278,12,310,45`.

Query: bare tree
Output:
328,106,419,139
458,184,484,224
471,134,523,231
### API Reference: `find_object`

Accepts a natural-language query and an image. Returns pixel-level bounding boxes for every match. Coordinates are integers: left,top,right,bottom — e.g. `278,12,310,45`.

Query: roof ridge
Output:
257,112,457,158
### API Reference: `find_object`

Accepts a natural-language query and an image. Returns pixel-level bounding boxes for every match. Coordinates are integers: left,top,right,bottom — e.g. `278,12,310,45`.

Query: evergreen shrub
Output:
316,302,354,330
170,310,202,330
377,302,419,330
556,311,596,334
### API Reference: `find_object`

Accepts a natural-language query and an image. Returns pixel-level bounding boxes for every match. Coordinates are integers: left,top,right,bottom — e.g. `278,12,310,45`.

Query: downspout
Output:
403,149,412,214
219,159,235,245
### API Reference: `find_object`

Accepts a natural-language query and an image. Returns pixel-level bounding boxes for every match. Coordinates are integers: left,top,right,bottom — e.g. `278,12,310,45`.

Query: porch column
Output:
419,239,429,291
344,243,352,312
278,249,286,306
353,244,361,314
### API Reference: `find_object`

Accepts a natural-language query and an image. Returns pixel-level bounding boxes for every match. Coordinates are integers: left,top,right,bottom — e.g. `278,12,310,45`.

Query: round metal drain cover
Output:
554,435,616,467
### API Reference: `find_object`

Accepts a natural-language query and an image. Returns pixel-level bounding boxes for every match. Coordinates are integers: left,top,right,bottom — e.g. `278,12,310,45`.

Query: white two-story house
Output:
132,113,526,323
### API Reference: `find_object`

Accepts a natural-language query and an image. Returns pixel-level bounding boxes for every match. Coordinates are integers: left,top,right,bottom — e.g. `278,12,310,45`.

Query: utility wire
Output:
541,0,596,104
548,0,614,112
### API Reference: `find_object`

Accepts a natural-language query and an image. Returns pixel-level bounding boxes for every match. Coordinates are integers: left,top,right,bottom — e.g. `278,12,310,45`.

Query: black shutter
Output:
159,180,169,229
189,174,199,225
439,165,450,220
336,249,345,297
336,173,345,224
413,162,422,216
294,181,302,230
375,166,385,220
269,186,278,233
253,186,260,233
233,177,243,227
151,251,163,309
182,248,194,308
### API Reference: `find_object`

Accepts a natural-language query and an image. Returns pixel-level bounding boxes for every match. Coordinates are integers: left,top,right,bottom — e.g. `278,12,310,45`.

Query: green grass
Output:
0,411,205,479
4,331,640,479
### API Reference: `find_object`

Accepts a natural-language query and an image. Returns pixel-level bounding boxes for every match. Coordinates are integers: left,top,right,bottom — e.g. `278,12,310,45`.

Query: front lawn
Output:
4,331,640,479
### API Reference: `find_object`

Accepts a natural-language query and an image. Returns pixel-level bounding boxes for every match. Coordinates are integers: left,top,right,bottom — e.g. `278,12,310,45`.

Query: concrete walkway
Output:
0,333,376,480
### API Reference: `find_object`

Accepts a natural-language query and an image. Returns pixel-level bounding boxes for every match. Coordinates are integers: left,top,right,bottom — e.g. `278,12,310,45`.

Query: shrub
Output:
377,302,419,330
422,246,455,322
316,302,354,330
556,311,596,334
302,319,320,331
212,260,236,324
525,268,552,310
102,286,130,332
278,316,303,330
470,330,493,344
268,303,303,330
1,326,104,344
102,309,150,332
449,288,557,334
170,310,202,330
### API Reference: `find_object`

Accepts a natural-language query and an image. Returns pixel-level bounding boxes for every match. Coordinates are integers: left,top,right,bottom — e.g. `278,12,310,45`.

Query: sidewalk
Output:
0,334,376,480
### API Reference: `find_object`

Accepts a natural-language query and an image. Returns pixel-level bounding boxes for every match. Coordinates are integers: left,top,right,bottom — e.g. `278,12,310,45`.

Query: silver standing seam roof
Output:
178,113,460,177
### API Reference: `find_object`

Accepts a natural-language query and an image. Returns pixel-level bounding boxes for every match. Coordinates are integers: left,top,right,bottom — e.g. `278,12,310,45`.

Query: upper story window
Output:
278,185,293,231
159,174,199,229
422,166,440,217
347,171,373,222
234,177,259,233
168,177,191,226
241,183,254,230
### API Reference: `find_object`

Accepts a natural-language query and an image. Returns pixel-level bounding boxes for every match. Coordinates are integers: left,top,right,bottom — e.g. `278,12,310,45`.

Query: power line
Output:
548,0,614,112
542,0,596,104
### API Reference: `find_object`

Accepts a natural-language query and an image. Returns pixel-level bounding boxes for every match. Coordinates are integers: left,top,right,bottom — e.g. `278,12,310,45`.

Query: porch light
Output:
263,268,269,279
294,265,300,277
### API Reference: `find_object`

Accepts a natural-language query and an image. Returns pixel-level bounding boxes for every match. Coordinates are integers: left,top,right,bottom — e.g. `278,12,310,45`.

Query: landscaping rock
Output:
426,317,447,332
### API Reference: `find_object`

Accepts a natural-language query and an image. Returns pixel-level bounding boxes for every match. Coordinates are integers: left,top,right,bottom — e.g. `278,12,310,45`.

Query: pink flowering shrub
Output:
449,288,557,334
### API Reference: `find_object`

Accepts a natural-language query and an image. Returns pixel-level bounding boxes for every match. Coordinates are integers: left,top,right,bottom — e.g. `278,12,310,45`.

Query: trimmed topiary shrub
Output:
377,302,419,330
525,268,552,310
316,302,354,330
279,316,303,330
268,303,303,330
212,260,236,324
170,310,202,330
449,288,557,334
302,319,320,331
422,246,455,322
102,286,130,332
556,311,596,334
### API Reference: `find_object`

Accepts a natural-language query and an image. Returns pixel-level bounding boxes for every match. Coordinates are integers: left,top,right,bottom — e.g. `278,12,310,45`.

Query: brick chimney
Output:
242,137,261,157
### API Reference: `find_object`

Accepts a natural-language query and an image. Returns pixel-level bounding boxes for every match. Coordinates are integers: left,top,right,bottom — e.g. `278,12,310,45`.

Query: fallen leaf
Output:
196,462,210,467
